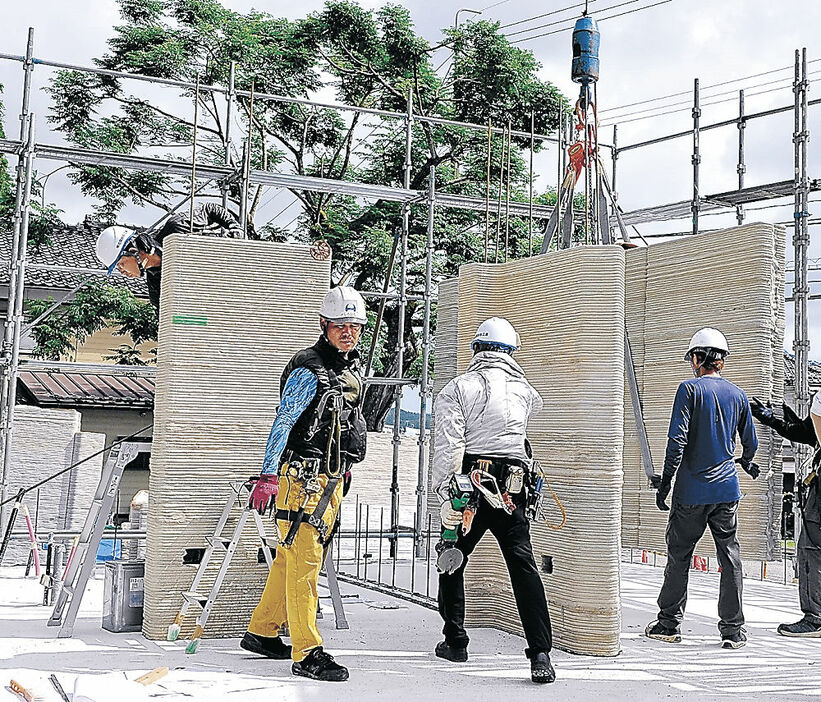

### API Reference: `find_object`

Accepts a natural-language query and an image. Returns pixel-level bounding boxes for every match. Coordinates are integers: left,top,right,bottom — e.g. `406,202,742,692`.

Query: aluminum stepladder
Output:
47,440,148,637
168,481,348,654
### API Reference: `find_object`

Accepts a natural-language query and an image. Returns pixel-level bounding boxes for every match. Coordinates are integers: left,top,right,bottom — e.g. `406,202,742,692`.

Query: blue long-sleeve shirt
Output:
663,375,758,506
261,367,318,475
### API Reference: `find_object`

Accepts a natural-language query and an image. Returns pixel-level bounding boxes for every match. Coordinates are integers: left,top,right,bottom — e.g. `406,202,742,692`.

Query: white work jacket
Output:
432,351,543,490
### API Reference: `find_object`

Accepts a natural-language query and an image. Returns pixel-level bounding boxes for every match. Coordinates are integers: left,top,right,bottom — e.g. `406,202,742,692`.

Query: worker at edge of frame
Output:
94,202,243,310
751,390,821,637
240,285,368,683
432,316,556,685
647,327,759,649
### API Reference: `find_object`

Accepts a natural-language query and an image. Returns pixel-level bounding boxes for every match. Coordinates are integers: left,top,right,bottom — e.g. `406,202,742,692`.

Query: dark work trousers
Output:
437,494,552,657
797,518,821,623
657,501,744,636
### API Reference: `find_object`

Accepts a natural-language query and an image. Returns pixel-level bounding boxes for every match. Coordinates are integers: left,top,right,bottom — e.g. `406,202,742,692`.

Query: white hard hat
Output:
95,226,136,273
320,286,368,325
471,317,520,351
685,327,730,361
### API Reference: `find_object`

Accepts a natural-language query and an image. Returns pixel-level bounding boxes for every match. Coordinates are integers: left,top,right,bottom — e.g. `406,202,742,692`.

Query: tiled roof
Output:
17,361,155,409
783,351,821,389
0,218,148,297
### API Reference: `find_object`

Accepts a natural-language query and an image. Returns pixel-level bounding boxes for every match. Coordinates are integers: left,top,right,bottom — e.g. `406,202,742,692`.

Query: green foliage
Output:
43,0,578,424
25,282,157,360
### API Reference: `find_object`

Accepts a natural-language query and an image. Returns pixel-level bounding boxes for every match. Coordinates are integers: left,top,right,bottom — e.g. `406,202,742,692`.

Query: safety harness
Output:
278,389,345,546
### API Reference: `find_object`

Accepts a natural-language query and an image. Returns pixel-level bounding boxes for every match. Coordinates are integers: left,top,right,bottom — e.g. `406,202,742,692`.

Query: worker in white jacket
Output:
433,317,555,684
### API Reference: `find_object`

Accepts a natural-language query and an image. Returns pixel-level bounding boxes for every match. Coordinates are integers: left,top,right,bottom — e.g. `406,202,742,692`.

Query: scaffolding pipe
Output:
793,48,811,499
189,75,200,235
737,90,746,225
222,62,235,211
415,166,435,558
390,89,413,558
692,78,701,236
529,110,534,256
612,124,618,195
0,116,35,528
485,120,492,263
0,50,573,146
504,120,512,262
495,125,505,262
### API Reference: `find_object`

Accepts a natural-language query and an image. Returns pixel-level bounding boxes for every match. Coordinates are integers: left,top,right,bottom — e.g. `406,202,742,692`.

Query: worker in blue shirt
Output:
646,327,759,650
240,286,368,683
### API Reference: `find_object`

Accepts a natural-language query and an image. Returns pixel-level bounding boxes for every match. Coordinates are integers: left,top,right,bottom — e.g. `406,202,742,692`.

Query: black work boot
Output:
721,630,747,649
292,646,349,682
434,640,468,662
645,620,681,643
240,631,292,659
778,617,821,637
530,652,556,684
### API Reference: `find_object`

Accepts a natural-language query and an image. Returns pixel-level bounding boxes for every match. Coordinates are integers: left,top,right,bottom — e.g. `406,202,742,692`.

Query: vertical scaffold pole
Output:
611,124,618,201
691,78,701,236
793,48,811,500
390,88,413,558
737,89,746,225
189,75,200,234
415,166,435,558
528,110,534,256
0,115,35,528
222,61,236,212
504,120,511,262
0,28,35,528
485,120,492,263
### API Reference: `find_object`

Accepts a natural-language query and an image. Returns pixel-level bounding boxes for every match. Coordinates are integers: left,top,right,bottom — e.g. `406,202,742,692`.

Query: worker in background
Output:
647,327,758,649
94,202,242,310
240,286,368,683
432,317,555,684
752,394,821,637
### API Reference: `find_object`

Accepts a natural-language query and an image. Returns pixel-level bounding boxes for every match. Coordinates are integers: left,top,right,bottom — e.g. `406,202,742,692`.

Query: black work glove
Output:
736,457,760,480
750,397,774,425
653,474,672,511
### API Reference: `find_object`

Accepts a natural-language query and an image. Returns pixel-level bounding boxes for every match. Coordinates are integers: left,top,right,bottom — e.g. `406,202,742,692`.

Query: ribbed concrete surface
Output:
433,247,626,656
144,235,330,639
622,223,785,560
1,405,104,564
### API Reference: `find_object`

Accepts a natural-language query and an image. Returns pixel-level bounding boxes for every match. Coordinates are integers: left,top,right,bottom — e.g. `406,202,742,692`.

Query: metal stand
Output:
47,441,145,637
167,481,348,653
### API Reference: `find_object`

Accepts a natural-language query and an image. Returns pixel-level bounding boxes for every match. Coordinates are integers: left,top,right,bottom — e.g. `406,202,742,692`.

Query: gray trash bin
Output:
102,560,145,633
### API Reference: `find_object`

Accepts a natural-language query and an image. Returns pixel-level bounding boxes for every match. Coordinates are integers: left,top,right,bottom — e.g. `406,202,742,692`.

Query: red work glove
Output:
249,474,278,514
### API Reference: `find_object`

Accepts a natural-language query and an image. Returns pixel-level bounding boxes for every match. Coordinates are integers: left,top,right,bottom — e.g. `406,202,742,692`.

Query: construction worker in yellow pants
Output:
241,286,368,683
246,473,343,661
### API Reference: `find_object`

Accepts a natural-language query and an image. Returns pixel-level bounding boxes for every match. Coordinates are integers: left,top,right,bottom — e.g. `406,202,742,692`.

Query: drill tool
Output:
436,474,474,575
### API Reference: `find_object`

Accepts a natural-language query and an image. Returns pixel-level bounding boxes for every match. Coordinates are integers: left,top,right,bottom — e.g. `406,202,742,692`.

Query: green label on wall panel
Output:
172,315,208,326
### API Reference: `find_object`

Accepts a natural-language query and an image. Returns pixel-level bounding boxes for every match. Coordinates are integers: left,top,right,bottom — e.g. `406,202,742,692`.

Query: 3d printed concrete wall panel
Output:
144,235,331,639
2,406,104,564
434,247,626,656
623,223,785,559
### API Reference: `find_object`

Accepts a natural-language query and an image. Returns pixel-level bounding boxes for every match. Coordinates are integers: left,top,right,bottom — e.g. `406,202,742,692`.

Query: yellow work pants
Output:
247,472,343,662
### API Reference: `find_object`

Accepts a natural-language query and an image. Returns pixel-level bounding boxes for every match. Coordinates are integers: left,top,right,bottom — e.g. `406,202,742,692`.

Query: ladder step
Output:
181,591,209,609
205,536,232,549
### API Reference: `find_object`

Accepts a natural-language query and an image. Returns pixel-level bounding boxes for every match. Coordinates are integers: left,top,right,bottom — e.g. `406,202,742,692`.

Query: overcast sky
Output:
3,0,821,359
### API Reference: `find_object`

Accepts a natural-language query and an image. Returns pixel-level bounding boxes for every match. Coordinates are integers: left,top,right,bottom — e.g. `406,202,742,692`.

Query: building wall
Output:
1,405,105,564
622,223,785,560
144,236,331,640
434,248,626,657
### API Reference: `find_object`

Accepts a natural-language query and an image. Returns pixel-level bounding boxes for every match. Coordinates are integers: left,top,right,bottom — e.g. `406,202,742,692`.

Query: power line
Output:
481,0,512,10
499,1,598,30
508,0,672,45
600,80,797,126
601,59,821,116
601,70,821,123
505,0,639,38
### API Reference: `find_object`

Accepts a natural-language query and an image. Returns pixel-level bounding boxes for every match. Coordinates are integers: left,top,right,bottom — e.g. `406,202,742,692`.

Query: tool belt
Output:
462,454,529,495
280,454,344,479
